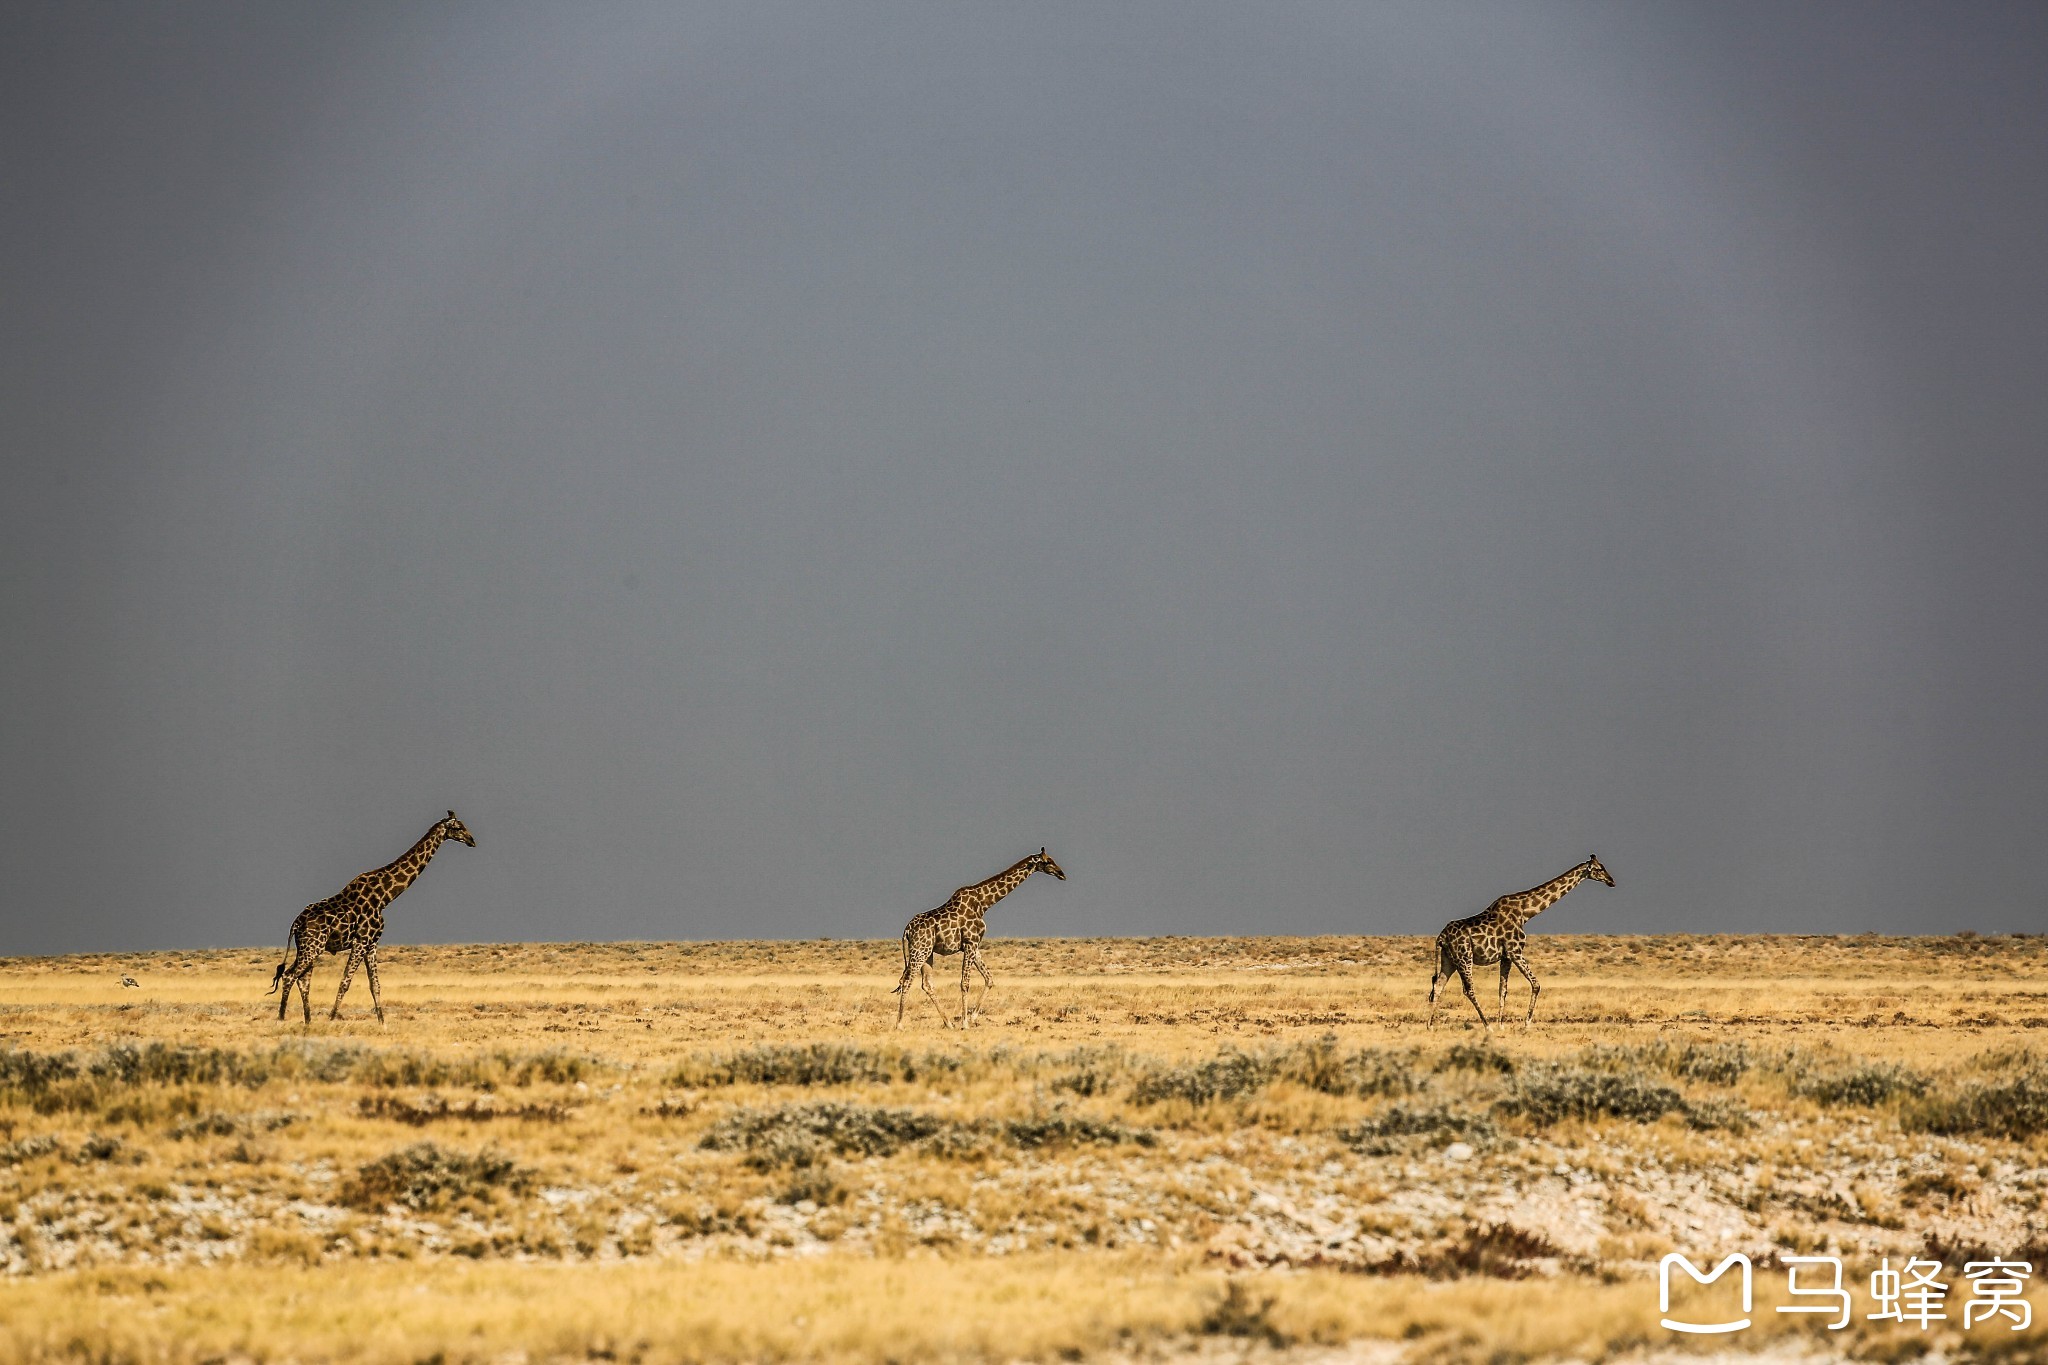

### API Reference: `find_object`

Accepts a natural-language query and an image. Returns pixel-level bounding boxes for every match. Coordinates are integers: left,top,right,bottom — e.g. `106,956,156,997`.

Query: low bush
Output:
339,1142,528,1212
1,1043,602,1108
1132,1052,1275,1105
1437,1044,1515,1076
1497,1066,1686,1126
701,1101,1153,1168
169,1113,243,1140
0,1135,61,1166
699,1103,951,1167
1906,1068,2048,1141
1672,1041,1754,1085
72,1133,124,1163
0,1051,82,1090
669,1043,961,1089
1284,1039,1421,1098
1789,1061,1929,1107
1002,1111,1154,1150
357,1094,571,1126
1133,1040,1423,1105
1339,1104,1498,1154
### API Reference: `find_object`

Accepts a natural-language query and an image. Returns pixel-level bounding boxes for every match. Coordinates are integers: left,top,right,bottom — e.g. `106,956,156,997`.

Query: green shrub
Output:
1906,1069,2048,1141
1001,1110,1154,1150
0,1050,82,1091
699,1102,950,1165
0,1136,60,1166
1672,1042,1753,1085
1681,1096,1751,1132
700,1101,1153,1167
1133,1041,1422,1105
90,1044,269,1087
1282,1039,1421,1098
1497,1066,1685,1125
72,1133,124,1163
340,1142,528,1212
170,1113,244,1140
1340,1104,1498,1154
1437,1043,1516,1076
669,1043,961,1089
2,1043,602,1105
1132,1052,1275,1105
1789,1062,1929,1107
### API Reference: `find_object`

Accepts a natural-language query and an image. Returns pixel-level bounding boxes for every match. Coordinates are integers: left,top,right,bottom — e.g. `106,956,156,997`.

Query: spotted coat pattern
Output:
893,849,1066,1029
1428,855,1615,1030
268,812,476,1024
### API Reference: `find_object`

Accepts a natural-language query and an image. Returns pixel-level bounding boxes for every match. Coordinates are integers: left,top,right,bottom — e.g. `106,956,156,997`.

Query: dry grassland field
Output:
2,934,2046,1364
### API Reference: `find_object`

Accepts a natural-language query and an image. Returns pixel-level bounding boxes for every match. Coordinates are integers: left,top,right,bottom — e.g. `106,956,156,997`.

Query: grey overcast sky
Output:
4,2,2045,957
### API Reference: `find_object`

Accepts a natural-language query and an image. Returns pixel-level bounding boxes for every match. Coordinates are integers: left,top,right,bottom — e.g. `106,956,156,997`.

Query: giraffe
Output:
892,848,1066,1029
1428,854,1614,1031
267,811,476,1024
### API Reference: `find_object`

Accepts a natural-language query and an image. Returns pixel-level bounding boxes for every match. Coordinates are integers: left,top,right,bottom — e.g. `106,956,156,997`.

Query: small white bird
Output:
120,976,139,988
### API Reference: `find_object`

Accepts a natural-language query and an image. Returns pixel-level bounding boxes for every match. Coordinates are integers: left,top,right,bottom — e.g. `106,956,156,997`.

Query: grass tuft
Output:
1372,1222,1575,1279
1199,1280,1291,1346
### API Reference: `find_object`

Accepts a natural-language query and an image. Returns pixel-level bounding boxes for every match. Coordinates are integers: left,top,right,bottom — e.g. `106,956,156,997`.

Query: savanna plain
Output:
3,935,2045,1365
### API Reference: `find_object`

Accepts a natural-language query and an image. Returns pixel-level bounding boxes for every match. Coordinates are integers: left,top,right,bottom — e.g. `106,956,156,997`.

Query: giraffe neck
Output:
365,823,450,908
967,859,1038,909
1500,862,1590,928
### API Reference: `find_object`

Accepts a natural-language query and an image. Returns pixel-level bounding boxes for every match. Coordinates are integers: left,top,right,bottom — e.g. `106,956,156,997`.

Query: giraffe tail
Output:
890,932,914,994
266,926,297,996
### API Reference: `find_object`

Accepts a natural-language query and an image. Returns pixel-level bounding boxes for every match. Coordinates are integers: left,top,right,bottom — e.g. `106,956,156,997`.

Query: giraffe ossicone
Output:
892,848,1066,1030
1427,854,1614,1031
267,811,476,1025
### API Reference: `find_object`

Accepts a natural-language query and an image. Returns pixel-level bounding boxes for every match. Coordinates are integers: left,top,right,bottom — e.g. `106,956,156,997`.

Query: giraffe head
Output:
1584,854,1614,887
1030,847,1066,880
441,811,477,847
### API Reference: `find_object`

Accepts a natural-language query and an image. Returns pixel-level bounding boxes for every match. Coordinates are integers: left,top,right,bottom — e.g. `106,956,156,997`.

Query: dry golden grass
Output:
3,933,2045,1363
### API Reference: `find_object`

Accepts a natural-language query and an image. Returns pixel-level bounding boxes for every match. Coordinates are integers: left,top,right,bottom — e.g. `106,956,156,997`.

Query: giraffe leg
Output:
278,962,303,1021
330,950,360,1021
959,953,975,1029
297,971,312,1024
892,934,915,1030
1498,958,1512,1018
1510,952,1540,1025
364,946,385,1025
918,963,952,1028
1427,946,1449,1029
966,946,994,1023
278,955,318,1024
276,943,320,1021
1455,962,1489,1031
